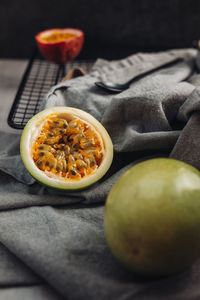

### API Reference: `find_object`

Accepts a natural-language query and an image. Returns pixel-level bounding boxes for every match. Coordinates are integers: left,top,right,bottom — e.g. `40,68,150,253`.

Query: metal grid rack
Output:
8,50,93,129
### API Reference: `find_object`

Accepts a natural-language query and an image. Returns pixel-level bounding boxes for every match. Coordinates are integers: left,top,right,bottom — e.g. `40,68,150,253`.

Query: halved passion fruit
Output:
20,107,113,191
35,28,84,64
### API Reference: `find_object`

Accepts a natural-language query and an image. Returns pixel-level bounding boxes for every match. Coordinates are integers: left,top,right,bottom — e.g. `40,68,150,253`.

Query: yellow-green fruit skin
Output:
104,158,200,277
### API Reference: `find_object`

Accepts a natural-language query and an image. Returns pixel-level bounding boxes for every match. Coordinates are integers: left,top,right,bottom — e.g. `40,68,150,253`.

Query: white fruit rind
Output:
20,106,113,190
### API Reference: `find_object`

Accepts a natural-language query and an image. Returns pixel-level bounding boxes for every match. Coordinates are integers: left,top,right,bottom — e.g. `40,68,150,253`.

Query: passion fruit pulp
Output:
20,107,113,191
104,158,200,276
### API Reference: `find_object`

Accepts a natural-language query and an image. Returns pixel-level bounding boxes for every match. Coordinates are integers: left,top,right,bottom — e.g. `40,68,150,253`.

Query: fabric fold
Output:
1,49,200,300
0,48,200,207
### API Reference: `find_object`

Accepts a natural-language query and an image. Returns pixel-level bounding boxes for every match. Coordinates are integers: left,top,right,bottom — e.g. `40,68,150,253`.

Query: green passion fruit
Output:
20,107,113,191
104,158,200,276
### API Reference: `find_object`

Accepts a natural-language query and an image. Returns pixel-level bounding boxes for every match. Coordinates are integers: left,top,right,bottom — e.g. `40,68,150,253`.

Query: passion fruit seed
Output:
38,144,55,153
59,129,65,134
72,143,79,150
70,170,77,175
68,154,75,163
76,159,87,169
37,160,42,166
53,119,68,128
72,134,83,144
80,137,95,149
45,135,61,145
32,114,104,180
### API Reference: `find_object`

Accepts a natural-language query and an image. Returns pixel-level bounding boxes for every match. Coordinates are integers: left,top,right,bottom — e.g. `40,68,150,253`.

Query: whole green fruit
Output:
104,158,200,276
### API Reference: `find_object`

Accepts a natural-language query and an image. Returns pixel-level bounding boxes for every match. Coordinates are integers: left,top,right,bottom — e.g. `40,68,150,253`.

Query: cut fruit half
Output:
35,28,84,64
20,107,113,191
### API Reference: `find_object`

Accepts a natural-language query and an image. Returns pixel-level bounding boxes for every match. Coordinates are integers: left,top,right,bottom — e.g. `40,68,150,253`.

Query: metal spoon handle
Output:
127,57,183,86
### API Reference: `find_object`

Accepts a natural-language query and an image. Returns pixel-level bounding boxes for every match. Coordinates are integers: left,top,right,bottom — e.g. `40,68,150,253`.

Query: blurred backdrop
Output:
1,0,200,59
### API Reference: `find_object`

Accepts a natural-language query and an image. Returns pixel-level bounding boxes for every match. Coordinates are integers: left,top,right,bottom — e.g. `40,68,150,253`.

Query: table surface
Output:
0,59,27,134
0,59,63,300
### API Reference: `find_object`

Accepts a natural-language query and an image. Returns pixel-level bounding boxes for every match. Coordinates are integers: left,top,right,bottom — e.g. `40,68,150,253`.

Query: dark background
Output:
1,0,200,59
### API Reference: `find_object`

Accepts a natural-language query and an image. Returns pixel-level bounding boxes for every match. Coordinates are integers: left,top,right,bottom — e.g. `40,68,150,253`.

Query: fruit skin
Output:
104,158,200,277
35,28,84,64
20,106,113,191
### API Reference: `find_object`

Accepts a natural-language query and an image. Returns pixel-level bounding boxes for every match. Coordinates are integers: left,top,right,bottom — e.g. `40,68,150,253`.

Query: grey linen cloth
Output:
1,48,200,300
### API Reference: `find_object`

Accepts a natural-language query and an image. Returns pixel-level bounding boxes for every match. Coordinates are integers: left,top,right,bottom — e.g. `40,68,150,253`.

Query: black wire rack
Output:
8,49,93,129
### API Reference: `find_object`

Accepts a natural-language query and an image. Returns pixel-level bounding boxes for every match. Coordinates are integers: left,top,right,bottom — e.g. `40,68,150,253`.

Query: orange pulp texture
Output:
40,32,77,43
32,114,104,180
